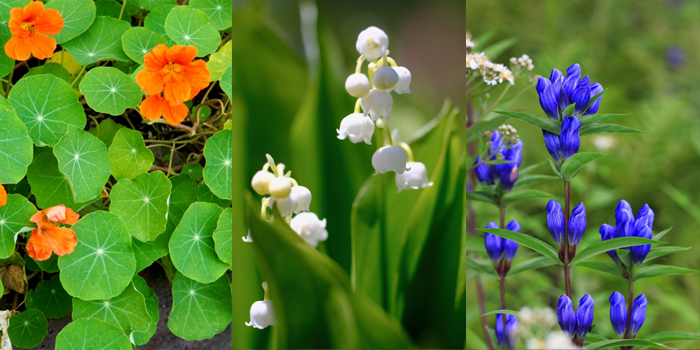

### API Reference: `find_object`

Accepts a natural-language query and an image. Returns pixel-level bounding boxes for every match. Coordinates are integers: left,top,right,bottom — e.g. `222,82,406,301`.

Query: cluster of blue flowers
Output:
600,200,654,265
474,127,523,192
484,221,520,276
496,312,518,349
557,294,595,345
610,292,648,337
546,199,587,247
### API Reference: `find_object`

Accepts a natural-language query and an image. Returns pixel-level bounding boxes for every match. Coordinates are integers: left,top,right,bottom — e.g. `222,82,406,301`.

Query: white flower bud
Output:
395,162,433,192
356,26,388,60
372,146,409,175
268,177,291,198
242,231,253,242
337,113,374,145
392,66,411,94
360,89,393,121
251,171,275,195
245,300,277,329
372,66,398,90
290,186,312,213
345,73,371,98
269,195,297,217
290,212,328,248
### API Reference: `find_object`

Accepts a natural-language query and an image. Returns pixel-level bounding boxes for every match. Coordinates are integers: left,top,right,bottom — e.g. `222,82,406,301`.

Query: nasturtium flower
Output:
609,291,627,336
4,1,64,61
576,294,594,341
567,202,586,245
289,212,328,248
356,26,389,60
139,95,190,126
27,205,79,261
546,199,565,244
630,294,648,336
337,113,374,145
495,311,518,349
557,295,576,337
395,161,433,192
0,185,6,207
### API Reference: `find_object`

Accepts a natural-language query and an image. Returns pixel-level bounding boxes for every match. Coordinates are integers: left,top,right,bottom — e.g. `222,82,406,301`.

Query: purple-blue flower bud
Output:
474,156,493,184
537,77,559,120
546,200,565,244
500,166,518,192
560,116,581,159
542,130,562,163
599,224,619,263
496,312,519,349
489,130,503,160
636,204,654,231
557,294,576,336
615,200,635,239
631,221,652,265
576,294,595,340
503,220,520,260
568,202,587,245
630,294,648,336
563,63,581,101
484,222,502,262
572,76,591,116
507,140,523,167
586,82,604,115
550,68,564,85
609,291,627,336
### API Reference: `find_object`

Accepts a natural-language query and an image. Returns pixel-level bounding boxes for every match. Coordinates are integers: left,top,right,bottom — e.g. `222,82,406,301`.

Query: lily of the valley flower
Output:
392,67,412,94
246,282,277,329
5,1,63,61
251,170,276,196
0,185,6,207
337,113,374,145
290,186,312,213
360,89,393,121
290,212,328,248
372,145,409,175
27,205,79,261
345,73,371,98
372,66,399,90
356,26,388,60
395,162,433,192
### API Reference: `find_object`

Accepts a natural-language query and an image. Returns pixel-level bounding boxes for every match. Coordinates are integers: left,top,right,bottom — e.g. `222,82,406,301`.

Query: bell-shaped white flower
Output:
290,212,328,248
345,73,370,98
395,162,433,192
251,171,275,195
372,146,409,175
360,89,392,121
356,26,388,60
372,66,398,90
269,195,297,217
245,300,277,329
242,231,253,242
337,113,374,145
268,177,292,198
392,66,412,94
290,186,312,213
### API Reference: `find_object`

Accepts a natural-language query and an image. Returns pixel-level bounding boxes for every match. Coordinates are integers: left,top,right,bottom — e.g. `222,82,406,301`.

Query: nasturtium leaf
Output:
139,0,175,11
207,40,231,82
121,27,167,65
181,163,203,180
35,254,60,273
45,0,97,44
0,24,13,79
23,253,40,272
221,65,232,100
55,318,131,350
27,153,96,211
48,51,82,75
73,282,151,335
131,276,159,346
203,129,232,200
29,275,72,319
61,16,131,65
190,0,232,30
197,182,231,208
53,127,111,202
110,171,171,242
58,211,137,300
165,6,221,57
108,128,153,181
132,231,169,273
80,67,142,115
0,0,29,22
164,174,198,236
8,75,86,147
169,202,228,283
0,195,36,259
167,273,231,341
95,0,123,18
0,107,33,184
144,5,176,46
7,309,47,349
25,62,70,83
213,208,232,266
87,119,126,147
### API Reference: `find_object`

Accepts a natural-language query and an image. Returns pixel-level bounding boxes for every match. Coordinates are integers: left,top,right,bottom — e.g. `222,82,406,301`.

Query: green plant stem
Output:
376,129,389,311
70,65,86,88
118,0,127,21
622,279,635,350
499,206,508,345
563,181,572,299
159,256,176,283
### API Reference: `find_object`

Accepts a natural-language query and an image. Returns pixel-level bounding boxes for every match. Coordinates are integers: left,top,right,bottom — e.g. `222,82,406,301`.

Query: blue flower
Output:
636,204,655,231
562,64,582,103
615,200,635,239
504,220,520,260
609,291,627,336
630,294,648,336
542,130,562,163
536,63,604,119
568,202,587,245
560,116,581,159
631,221,652,265
484,222,502,262
496,311,518,349
576,294,595,340
475,131,523,192
599,224,619,263
474,156,493,184
546,199,565,244
572,76,591,115
557,294,576,336
499,140,522,192
536,77,559,120
587,82,604,115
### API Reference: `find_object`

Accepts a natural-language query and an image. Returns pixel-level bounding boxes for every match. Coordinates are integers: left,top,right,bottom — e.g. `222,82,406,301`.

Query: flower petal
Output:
61,208,80,225
27,229,52,261
43,226,77,257
144,44,169,72
28,34,57,60
34,8,64,35
162,101,189,125
29,209,46,227
5,36,32,61
45,205,67,222
0,185,6,207
166,45,198,66
182,60,210,92
21,1,45,23
140,95,164,121
163,81,190,106
136,70,164,96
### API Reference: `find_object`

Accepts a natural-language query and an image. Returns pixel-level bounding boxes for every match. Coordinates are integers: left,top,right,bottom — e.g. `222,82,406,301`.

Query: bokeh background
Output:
467,0,700,348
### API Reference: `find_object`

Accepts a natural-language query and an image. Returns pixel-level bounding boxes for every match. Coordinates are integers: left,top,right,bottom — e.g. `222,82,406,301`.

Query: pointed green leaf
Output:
508,256,558,276
481,309,519,317
61,16,131,65
0,107,33,184
563,104,575,117
72,282,151,335
108,128,154,181
577,261,625,280
121,27,167,65
466,191,495,204
584,339,666,349
0,195,36,259
53,127,111,202
165,6,221,57
632,265,700,281
513,174,558,188
501,189,555,207
494,110,560,135
7,309,47,349
560,152,604,182
466,115,509,143
653,227,672,241
131,275,159,345
167,273,231,341
585,333,608,343
45,0,96,44
79,67,142,115
642,331,700,343
203,129,232,200
579,123,642,137
645,246,690,261
213,208,232,266
144,5,176,46
190,0,232,30
579,113,628,126
87,119,126,147
465,256,499,278
569,237,662,266
110,171,171,242
27,153,96,211
55,318,131,350
481,228,561,264
30,275,72,319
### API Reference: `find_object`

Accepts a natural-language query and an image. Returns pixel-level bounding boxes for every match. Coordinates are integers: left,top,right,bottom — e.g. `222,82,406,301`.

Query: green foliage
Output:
559,152,605,182
79,67,142,115
8,309,48,349
109,171,171,242
203,129,232,200
55,318,131,350
53,127,111,202
121,27,167,65
61,16,131,65
45,0,97,44
30,275,72,319
0,195,36,259
167,272,232,341
72,281,151,335
164,6,221,56
108,128,154,180
0,107,33,184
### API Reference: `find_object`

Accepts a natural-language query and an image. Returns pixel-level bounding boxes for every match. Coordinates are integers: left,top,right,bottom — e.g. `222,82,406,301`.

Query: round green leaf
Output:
0,23,14,79
0,195,37,259
29,275,72,319
45,0,97,44
0,107,33,184
202,129,232,200
181,163,203,180
132,230,169,273
108,128,153,181
26,62,70,83
221,65,232,99
213,208,231,266
169,202,228,283
95,0,122,18
144,5,176,46
80,67,142,115
131,275,159,346
35,254,60,273
167,273,231,341
165,6,221,56
197,181,231,208
55,318,131,350
8,309,47,349
58,211,136,300
0,0,29,22
53,127,111,202
72,281,151,335
190,0,232,30
139,0,175,11
8,75,86,147
87,118,126,147
164,174,198,235
27,153,96,211
121,27,167,65
110,171,171,242
61,16,131,65
206,40,231,82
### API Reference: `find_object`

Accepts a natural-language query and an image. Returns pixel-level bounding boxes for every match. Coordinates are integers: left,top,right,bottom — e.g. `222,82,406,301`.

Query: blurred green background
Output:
467,0,700,348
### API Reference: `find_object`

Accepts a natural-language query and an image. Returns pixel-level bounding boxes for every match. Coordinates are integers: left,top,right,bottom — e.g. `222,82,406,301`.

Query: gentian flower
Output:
4,1,64,61
572,76,591,115
474,157,493,184
630,294,648,336
568,202,586,245
536,63,604,118
631,221,652,265
587,82,604,115
602,200,656,263
484,222,503,262
560,116,581,160
599,224,619,262
609,291,627,336
27,205,79,261
504,220,520,260
557,294,576,336
289,212,328,248
546,199,565,244
246,282,277,329
337,113,375,145
496,312,519,350
635,204,655,230
562,64,581,103
500,140,522,192
576,294,595,340
395,162,433,192
371,145,408,174
475,128,522,191
615,200,635,240
536,77,559,119
542,130,562,163
0,185,6,207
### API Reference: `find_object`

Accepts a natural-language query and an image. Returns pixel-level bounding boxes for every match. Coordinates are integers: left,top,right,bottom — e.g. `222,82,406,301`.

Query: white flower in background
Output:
526,332,580,350
356,26,388,60
345,73,371,98
466,37,475,49
337,113,374,144
290,186,312,213
242,230,253,242
269,195,298,217
395,162,433,192
290,212,328,248
246,282,277,330
392,67,411,94
251,170,276,195
372,145,409,174
361,89,393,120
372,66,399,90
268,177,292,198
493,63,514,85
593,135,616,151
510,54,534,71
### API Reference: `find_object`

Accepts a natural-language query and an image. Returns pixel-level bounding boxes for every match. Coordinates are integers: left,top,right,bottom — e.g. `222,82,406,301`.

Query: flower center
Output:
160,62,184,83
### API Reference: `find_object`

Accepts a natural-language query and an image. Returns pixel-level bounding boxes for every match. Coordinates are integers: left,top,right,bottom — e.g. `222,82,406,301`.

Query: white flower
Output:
290,186,312,213
395,162,432,192
268,177,292,198
337,113,374,145
360,89,393,121
269,195,297,217
251,171,275,195
372,146,409,174
245,300,277,329
466,37,475,49
593,135,616,151
290,212,328,248
356,26,388,60
392,66,411,94
546,331,580,349
372,66,398,90
242,230,253,242
345,73,371,98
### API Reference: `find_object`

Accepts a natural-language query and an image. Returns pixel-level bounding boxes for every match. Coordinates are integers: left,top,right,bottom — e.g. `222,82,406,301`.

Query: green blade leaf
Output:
563,104,575,117
27,153,96,211
213,208,232,266
480,228,561,264
577,261,625,280
61,16,131,65
190,0,232,30
560,152,604,182
465,256,499,278
547,158,563,179
29,275,72,319
570,237,662,266
641,331,700,343
512,174,559,189
585,333,608,343
483,38,517,60
55,318,131,350
580,88,607,115
481,309,519,317
466,114,508,143
579,113,629,126
79,67,142,116
501,189,556,207
53,127,111,202
108,128,154,181
0,194,37,259
121,27,167,65
584,339,666,349
653,227,672,241
507,256,558,276
72,281,151,335
8,309,47,349
165,6,221,56
202,129,232,200
167,273,232,341
466,191,496,204
645,246,690,261
579,123,643,137
493,110,560,135
632,264,700,281
109,171,171,242
131,275,159,346
45,0,96,44
0,106,33,184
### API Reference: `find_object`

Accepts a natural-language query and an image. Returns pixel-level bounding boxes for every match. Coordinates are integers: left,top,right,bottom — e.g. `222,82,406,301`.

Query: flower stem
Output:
398,142,414,162
118,0,127,21
499,206,508,345
381,122,393,146
622,279,635,350
563,181,572,299
354,99,361,113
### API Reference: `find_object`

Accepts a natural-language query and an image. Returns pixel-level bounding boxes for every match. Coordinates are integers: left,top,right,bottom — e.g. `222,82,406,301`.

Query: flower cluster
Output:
466,36,534,86
609,292,647,337
600,200,654,265
484,220,520,276
27,205,79,261
4,1,64,61
546,199,587,260
496,311,519,349
474,125,523,192
246,282,277,330
557,294,594,346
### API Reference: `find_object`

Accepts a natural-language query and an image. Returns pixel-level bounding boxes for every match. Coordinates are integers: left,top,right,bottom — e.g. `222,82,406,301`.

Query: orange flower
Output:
4,1,64,61
26,205,79,261
0,185,6,207
136,44,210,125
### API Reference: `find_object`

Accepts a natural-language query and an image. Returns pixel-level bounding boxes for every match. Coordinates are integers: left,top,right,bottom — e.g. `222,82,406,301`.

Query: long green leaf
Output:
632,265,700,281
480,228,561,264
502,189,556,207
483,38,518,59
513,174,558,188
518,161,543,176
645,246,690,261
579,123,642,137
560,152,604,182
642,331,700,343
584,339,666,349
465,256,499,278
493,111,560,135
466,115,508,143
481,309,519,317
570,237,662,266
579,113,628,126
507,256,557,276
584,333,608,343
653,227,673,241
466,191,495,204
577,261,625,280
547,158,563,179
